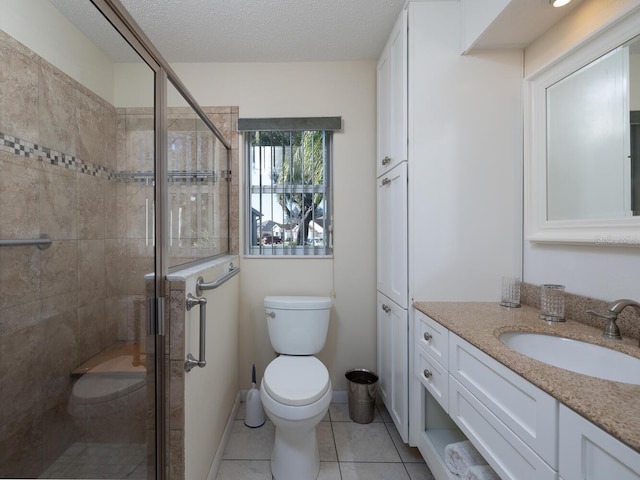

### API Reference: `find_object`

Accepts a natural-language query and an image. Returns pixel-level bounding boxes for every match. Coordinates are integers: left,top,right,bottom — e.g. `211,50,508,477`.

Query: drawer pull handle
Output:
382,156,391,165
423,369,432,379
382,304,391,313
423,332,432,342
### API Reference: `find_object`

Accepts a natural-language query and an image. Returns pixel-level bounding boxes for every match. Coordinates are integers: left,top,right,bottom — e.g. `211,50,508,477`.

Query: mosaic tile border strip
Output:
0,132,114,179
0,132,230,185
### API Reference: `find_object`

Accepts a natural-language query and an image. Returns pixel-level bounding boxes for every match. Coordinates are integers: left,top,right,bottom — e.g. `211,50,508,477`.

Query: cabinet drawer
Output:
450,377,557,480
415,310,448,369
449,333,557,468
415,346,448,413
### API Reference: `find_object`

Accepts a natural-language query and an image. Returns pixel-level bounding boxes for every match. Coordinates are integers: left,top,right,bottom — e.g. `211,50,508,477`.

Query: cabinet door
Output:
377,292,408,442
377,162,408,308
376,9,407,177
560,405,640,480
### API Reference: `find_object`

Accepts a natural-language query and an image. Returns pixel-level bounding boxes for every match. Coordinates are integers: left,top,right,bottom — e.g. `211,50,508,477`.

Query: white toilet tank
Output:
264,296,332,355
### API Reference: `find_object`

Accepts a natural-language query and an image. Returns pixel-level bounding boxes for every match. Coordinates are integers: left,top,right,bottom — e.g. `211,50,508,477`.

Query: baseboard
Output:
332,390,347,403
206,391,241,480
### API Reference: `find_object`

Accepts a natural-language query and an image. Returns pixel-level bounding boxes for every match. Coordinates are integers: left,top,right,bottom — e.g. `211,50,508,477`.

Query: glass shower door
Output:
0,2,158,478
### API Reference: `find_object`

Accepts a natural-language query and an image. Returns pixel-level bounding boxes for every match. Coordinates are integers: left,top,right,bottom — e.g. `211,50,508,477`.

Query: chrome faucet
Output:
588,299,640,343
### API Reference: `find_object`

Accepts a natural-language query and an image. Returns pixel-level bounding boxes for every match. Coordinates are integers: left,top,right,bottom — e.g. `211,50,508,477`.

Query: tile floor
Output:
216,402,436,480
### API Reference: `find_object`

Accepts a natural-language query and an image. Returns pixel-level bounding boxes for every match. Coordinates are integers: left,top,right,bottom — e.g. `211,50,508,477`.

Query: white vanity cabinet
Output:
377,292,408,439
559,405,640,480
376,9,407,178
448,333,558,479
376,7,409,442
377,0,522,450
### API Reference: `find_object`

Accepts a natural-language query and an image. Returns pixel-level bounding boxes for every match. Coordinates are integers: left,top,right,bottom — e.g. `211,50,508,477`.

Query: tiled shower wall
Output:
0,28,239,477
0,29,123,477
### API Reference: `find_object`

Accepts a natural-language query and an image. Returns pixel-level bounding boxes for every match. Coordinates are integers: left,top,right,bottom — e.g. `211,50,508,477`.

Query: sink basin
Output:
499,332,640,385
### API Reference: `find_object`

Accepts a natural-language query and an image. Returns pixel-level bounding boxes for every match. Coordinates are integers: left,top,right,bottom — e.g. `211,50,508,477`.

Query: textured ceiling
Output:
50,0,406,63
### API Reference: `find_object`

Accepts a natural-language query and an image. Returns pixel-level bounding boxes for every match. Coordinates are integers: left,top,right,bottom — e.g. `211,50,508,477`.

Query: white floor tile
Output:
385,422,425,463
222,420,275,460
405,462,437,480
329,402,383,423
216,459,272,480
332,422,401,463
216,402,435,480
339,462,410,480
318,462,342,480
318,421,338,462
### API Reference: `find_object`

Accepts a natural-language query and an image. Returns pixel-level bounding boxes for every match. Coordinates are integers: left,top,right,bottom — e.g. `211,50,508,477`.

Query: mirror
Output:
546,35,640,221
526,8,640,246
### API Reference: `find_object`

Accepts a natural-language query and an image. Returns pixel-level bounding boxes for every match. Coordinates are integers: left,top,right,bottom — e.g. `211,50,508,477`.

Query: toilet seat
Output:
263,356,330,406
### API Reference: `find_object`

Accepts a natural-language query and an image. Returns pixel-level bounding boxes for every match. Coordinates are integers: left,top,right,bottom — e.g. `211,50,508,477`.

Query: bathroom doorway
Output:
0,1,161,478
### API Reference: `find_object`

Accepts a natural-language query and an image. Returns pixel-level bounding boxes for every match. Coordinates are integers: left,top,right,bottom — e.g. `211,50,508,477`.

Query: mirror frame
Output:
525,6,640,247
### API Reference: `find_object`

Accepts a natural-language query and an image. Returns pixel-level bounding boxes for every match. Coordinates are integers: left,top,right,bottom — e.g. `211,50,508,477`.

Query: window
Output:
241,118,340,256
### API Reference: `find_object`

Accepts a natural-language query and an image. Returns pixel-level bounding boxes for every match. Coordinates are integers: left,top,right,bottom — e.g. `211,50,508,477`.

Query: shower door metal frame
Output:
89,2,232,478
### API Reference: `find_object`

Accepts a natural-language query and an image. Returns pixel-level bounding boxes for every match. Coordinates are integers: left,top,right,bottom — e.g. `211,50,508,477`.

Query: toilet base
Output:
271,424,320,480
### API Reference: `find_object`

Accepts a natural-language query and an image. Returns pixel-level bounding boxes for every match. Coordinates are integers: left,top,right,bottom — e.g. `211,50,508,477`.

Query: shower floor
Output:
38,442,147,479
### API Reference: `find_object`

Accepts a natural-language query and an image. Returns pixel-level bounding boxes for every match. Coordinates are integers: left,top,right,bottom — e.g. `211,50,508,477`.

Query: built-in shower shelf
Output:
71,341,146,377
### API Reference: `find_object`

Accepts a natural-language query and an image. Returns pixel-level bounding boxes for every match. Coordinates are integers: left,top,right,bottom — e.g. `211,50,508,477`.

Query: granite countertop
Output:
413,301,640,453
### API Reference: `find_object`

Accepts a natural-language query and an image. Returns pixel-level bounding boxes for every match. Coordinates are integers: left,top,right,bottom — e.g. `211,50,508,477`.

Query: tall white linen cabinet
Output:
376,0,523,454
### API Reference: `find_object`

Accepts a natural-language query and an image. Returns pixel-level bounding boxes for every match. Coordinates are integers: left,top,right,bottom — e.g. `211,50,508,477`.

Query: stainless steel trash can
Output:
345,369,378,424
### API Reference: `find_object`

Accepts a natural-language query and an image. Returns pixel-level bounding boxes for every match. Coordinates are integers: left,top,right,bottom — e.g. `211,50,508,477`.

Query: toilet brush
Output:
244,364,265,428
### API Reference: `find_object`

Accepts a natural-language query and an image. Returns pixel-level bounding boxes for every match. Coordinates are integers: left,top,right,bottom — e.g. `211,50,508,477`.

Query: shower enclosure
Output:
0,1,231,478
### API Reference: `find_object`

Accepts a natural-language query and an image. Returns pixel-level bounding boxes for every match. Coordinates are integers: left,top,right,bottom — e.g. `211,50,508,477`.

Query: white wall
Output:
171,61,378,390
523,0,640,301
1,0,116,104
409,1,523,302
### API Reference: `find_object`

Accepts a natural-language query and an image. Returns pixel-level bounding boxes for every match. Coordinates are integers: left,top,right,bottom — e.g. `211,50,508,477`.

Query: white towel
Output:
464,464,500,480
444,440,486,476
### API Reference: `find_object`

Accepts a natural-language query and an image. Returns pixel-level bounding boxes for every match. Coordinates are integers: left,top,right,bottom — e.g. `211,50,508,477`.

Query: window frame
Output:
243,128,334,258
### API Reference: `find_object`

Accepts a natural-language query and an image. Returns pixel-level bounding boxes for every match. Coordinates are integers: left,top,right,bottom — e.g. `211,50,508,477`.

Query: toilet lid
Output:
72,356,146,405
262,356,330,407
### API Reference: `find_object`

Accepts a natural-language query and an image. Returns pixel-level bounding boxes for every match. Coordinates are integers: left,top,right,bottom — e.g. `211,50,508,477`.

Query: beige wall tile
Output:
39,167,78,240
75,300,105,364
40,239,77,298
0,300,40,336
77,175,105,240
38,64,76,155
41,313,78,409
105,239,128,297
125,114,154,172
0,155,41,239
0,323,44,427
75,89,105,166
77,239,105,307
0,42,38,142
0,247,40,310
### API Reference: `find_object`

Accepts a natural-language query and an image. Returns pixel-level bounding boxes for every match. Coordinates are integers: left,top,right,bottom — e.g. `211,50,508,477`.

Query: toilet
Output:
260,296,333,480
68,355,147,443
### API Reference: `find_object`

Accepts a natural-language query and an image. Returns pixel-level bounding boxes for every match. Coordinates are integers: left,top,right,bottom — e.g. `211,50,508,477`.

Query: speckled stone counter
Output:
413,301,640,453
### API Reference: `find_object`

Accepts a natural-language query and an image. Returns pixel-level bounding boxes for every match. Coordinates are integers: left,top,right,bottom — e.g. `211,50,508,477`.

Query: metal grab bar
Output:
196,265,240,296
0,233,52,250
185,293,207,372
